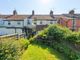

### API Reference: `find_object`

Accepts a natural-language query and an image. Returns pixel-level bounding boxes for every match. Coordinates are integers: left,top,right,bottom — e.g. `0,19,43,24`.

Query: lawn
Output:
19,44,67,60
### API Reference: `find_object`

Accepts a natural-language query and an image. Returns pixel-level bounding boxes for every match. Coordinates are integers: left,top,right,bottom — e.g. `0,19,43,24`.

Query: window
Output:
17,21,21,25
0,20,4,25
34,21,37,25
27,20,30,25
8,21,11,25
50,20,53,24
40,21,42,24
50,21,53,24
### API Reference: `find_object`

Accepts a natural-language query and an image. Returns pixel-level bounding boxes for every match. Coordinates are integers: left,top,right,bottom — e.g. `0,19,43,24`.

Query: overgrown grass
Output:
19,44,68,60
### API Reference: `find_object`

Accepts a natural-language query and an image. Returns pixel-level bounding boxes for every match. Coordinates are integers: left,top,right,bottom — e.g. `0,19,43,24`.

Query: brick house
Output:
58,10,80,31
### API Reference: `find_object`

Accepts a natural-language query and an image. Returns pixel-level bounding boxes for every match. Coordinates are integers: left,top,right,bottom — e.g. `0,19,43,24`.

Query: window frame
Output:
27,19,31,25
17,21,21,25
8,21,11,25
40,21,42,24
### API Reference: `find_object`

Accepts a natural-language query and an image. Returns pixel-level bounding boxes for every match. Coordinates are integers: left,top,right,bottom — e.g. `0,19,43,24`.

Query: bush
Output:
32,24,71,43
0,38,29,60
66,32,80,44
47,24,72,42
66,32,78,43
52,42,79,60
30,24,80,60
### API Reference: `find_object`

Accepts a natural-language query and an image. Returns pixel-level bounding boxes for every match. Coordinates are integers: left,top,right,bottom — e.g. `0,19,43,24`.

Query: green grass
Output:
19,44,67,60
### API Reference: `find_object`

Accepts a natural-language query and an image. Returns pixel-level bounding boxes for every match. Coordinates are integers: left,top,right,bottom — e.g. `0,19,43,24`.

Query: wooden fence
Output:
0,33,25,40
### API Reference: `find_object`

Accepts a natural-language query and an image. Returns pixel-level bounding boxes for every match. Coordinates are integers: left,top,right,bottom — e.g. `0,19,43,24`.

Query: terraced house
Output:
0,10,58,35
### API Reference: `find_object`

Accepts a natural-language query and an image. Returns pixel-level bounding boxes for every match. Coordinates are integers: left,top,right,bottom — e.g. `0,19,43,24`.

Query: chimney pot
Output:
13,10,17,15
50,10,54,18
32,10,34,15
69,9,75,15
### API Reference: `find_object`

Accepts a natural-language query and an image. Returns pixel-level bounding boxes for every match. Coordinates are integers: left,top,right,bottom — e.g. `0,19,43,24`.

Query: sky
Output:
0,0,80,15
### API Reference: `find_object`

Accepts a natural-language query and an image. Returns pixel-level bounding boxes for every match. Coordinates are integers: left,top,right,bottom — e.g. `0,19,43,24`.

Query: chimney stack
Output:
69,9,75,15
50,10,54,18
32,10,34,16
13,10,17,15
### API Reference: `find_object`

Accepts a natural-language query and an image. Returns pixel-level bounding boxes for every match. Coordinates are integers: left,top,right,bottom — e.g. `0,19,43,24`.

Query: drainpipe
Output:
15,28,17,33
72,16,75,31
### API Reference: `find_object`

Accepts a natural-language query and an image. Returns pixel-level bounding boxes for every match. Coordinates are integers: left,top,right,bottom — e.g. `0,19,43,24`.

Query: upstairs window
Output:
0,20,4,25
27,20,31,25
8,21,11,25
40,21,42,24
50,21,53,24
34,21,37,25
17,21,21,25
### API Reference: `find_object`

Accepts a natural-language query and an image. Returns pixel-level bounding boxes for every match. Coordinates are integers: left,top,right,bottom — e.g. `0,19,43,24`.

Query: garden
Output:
30,24,80,60
0,24,80,60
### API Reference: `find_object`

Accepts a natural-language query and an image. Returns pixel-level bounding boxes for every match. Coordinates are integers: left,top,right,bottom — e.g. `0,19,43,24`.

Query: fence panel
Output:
0,33,25,40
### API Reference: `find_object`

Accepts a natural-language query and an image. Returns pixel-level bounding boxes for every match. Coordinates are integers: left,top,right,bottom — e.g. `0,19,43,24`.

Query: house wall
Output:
66,19,80,31
0,18,58,35
0,27,22,35
33,19,57,31
67,20,72,29
24,18,33,26
75,20,80,31
4,20,24,27
58,18,80,31
33,20,57,25
0,19,23,35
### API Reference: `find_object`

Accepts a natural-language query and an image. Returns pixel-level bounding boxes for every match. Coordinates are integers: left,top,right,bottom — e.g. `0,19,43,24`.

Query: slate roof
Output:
31,15,57,20
0,14,58,21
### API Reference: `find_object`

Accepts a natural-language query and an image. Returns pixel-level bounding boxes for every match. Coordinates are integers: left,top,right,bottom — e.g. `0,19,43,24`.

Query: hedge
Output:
30,24,80,60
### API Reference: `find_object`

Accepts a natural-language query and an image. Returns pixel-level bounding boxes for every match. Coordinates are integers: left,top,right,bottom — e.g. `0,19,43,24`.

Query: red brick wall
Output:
67,20,72,29
76,20,80,31
58,18,80,31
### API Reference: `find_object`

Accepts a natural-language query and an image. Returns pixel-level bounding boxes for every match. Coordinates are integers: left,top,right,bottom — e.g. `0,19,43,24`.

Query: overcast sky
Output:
0,0,80,14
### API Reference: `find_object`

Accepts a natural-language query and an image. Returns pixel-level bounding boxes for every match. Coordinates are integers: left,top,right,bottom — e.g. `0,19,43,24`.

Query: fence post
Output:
0,33,26,40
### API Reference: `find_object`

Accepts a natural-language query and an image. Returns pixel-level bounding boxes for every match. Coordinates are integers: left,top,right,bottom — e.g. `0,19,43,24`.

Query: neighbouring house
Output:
0,10,58,35
30,11,58,31
58,10,80,31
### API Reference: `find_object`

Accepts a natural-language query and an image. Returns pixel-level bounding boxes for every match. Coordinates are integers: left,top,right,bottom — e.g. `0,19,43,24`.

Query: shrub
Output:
66,32,78,43
47,24,72,42
66,32,80,44
30,24,80,60
52,42,79,60
0,38,29,60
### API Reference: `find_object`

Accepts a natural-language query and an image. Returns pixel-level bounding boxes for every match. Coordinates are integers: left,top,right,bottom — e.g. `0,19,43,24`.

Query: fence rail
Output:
0,33,25,40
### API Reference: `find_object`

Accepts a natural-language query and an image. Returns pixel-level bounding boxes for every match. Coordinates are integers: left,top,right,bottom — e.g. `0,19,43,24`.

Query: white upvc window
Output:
17,21,21,25
8,21,11,25
34,21,37,25
27,20,31,25
40,21,42,24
